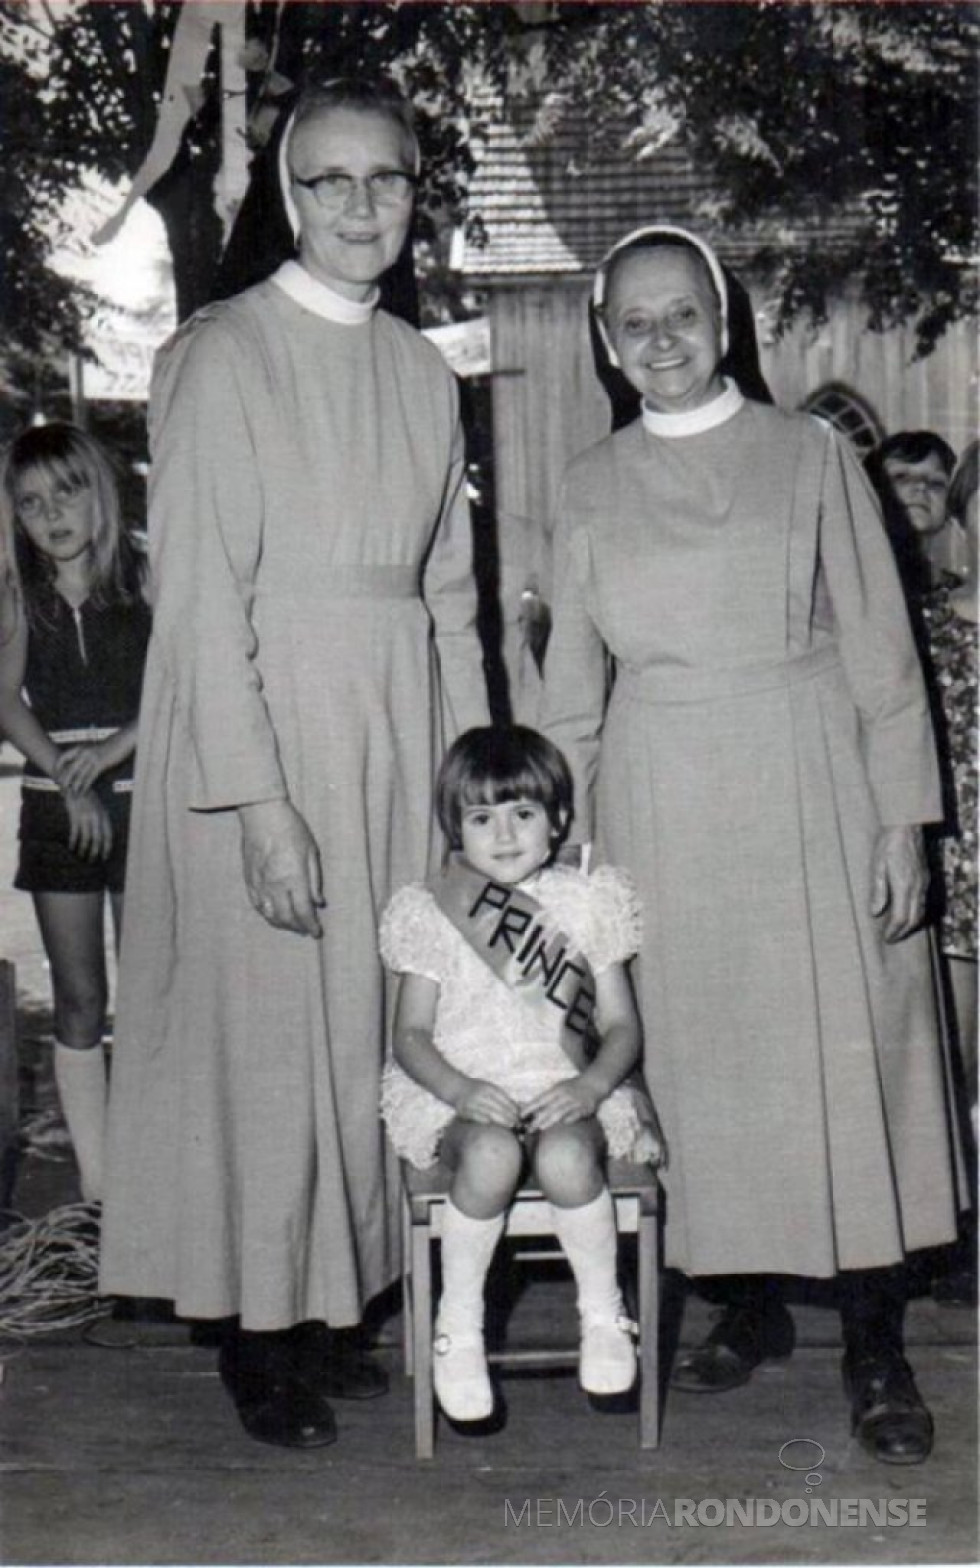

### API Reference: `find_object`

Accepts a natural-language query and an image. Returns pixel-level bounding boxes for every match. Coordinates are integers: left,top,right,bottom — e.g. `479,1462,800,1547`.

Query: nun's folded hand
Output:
239,798,325,937
870,824,929,943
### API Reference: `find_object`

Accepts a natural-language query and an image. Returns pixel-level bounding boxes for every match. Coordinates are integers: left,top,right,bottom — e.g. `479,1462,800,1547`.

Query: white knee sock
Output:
436,1200,506,1336
551,1188,624,1323
53,1039,106,1203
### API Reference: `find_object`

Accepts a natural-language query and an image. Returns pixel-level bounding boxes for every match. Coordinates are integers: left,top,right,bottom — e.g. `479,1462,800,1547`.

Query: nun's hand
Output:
239,799,324,938
870,825,929,943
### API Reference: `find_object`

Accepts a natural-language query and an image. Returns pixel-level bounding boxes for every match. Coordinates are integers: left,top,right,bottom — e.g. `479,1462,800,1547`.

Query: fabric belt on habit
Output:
253,565,419,601
617,644,842,707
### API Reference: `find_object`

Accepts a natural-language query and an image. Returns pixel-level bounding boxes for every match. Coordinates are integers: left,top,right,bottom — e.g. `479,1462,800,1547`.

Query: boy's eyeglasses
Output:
291,169,417,209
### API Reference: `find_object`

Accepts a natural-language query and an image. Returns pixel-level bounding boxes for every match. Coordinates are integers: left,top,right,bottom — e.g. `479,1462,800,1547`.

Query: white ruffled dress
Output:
380,864,643,1168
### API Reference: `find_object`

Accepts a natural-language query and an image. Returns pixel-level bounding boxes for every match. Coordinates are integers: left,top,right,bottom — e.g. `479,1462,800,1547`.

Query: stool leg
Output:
402,1194,414,1378
639,1207,660,1449
403,1268,415,1380
412,1213,435,1459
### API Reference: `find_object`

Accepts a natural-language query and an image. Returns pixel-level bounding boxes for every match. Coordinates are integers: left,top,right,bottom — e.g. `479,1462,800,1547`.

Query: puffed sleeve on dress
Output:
147,312,288,812
585,865,644,972
421,378,490,741
538,480,610,843
815,424,942,827
378,884,446,984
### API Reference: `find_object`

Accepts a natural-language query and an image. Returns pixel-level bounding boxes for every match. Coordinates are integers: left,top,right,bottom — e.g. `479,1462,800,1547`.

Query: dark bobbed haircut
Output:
947,440,978,524
291,74,419,171
873,429,957,476
436,726,573,849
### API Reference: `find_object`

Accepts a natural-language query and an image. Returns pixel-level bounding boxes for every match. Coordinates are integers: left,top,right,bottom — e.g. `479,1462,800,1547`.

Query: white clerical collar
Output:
641,378,744,438
271,260,379,325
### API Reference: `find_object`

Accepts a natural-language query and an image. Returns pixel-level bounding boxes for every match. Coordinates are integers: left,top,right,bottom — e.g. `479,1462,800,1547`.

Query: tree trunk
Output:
148,145,225,323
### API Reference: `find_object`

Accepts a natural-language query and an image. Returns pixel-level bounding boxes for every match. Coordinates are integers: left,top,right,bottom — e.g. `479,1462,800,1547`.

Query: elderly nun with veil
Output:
540,222,962,1466
100,76,488,1449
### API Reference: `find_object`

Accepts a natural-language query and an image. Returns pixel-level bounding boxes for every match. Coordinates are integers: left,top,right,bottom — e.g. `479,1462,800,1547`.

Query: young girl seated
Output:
380,725,663,1423
0,423,151,1203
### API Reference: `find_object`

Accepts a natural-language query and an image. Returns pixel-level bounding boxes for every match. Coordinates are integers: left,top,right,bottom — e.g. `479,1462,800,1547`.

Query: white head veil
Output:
277,107,302,241
592,223,730,366
277,82,423,245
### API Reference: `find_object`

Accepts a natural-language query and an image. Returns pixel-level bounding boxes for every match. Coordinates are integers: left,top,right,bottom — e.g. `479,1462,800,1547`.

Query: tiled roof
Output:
458,92,860,279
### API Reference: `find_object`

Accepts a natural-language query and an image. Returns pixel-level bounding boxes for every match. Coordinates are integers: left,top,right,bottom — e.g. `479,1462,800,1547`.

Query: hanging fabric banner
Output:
93,1,247,247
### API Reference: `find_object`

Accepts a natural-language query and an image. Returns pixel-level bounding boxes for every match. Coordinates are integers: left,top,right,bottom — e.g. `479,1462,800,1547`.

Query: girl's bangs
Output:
458,765,547,810
15,452,90,496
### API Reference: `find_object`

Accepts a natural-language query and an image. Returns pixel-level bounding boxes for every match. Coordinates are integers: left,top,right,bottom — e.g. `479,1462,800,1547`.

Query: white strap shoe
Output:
580,1312,638,1395
432,1329,494,1421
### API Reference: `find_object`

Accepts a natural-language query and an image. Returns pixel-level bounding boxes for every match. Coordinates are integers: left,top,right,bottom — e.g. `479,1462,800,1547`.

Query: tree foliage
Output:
0,37,93,358
512,1,978,353
1,0,976,372
0,0,516,345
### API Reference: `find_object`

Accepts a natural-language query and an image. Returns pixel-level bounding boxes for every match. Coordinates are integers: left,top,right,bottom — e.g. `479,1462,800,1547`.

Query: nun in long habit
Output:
99,77,488,1448
540,223,962,1465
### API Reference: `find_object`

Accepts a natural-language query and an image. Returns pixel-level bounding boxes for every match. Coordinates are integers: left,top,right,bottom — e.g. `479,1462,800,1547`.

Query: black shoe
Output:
218,1331,338,1448
931,1268,978,1307
111,1296,175,1324
290,1322,389,1401
671,1300,796,1392
842,1352,934,1465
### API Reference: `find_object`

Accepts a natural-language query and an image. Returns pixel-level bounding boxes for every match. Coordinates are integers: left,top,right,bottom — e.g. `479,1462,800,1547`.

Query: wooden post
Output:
0,960,18,1209
67,352,87,430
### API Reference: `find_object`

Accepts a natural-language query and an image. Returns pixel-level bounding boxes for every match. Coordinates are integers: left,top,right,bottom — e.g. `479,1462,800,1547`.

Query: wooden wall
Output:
487,277,976,722
487,281,606,721
488,277,977,549
757,291,977,456
489,281,608,555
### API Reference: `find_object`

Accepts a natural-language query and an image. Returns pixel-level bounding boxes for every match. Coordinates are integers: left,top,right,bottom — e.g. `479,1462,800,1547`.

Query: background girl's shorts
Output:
15,787,131,895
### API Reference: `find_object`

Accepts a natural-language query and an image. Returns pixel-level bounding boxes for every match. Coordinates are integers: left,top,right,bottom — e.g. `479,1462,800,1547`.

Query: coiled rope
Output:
0,1202,107,1340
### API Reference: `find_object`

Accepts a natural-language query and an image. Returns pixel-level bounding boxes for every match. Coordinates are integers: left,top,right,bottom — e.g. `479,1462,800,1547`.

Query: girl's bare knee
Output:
459,1122,522,1179
450,1121,523,1212
533,1122,603,1206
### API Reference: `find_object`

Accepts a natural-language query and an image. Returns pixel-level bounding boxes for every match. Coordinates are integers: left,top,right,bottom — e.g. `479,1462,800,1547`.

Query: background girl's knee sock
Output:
53,1039,106,1202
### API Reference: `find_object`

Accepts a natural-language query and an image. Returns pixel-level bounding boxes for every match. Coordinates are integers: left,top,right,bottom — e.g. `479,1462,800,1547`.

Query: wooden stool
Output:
402,1157,661,1458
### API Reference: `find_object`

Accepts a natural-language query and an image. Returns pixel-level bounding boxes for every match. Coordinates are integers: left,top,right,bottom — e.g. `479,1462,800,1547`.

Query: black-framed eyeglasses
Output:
291,169,417,209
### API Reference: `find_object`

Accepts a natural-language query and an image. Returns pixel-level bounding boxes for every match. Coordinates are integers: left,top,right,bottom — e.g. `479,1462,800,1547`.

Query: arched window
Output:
800,383,883,457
